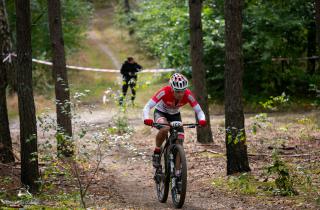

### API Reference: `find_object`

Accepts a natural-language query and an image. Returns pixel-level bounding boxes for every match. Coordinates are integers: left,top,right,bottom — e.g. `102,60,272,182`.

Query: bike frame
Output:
152,122,198,208
153,122,198,154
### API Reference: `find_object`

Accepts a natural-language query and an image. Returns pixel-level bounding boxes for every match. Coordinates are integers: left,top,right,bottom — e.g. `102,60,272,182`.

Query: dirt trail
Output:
85,108,303,210
87,109,232,209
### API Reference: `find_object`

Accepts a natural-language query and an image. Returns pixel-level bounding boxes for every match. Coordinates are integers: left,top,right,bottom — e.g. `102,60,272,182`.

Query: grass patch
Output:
68,39,115,69
200,151,225,159
91,5,158,69
211,173,275,196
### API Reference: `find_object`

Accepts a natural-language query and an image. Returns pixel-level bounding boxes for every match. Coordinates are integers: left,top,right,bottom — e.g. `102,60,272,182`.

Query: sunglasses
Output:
174,89,186,93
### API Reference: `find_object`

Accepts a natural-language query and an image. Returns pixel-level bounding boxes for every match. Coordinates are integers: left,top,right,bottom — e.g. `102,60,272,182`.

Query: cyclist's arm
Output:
187,91,205,121
143,99,156,119
143,88,165,119
193,104,205,121
135,63,142,72
120,63,125,75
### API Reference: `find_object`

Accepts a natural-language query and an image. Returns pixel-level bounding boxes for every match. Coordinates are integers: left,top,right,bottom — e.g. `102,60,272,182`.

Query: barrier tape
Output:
2,53,175,73
2,53,13,63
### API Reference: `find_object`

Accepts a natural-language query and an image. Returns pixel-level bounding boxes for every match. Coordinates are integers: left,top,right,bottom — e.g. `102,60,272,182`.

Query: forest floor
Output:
82,108,320,210
1,107,319,209
1,1,320,210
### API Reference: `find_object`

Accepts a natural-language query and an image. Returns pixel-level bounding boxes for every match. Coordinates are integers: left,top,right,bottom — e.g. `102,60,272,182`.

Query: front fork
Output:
169,146,178,190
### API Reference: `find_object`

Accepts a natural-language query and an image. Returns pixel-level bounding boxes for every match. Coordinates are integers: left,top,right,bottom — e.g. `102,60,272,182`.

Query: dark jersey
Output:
120,61,142,78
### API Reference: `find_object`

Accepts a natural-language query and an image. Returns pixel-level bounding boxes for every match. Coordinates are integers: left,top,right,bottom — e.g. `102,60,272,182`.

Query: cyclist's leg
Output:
119,78,129,105
154,109,170,148
153,109,170,167
129,78,136,102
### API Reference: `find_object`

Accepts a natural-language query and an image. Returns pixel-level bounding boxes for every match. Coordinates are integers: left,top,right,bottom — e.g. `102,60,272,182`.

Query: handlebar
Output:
152,122,199,128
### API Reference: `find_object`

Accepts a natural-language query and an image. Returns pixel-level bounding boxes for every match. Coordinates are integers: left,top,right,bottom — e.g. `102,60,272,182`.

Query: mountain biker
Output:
143,73,207,168
119,57,142,105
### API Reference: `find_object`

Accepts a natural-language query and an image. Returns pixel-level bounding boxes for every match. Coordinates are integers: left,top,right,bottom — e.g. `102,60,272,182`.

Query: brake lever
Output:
185,125,196,128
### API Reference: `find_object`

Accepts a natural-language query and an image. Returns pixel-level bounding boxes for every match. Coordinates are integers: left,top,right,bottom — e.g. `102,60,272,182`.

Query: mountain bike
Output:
150,121,198,209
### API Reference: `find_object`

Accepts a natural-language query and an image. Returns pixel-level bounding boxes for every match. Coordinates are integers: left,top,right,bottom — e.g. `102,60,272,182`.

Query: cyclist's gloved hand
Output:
199,120,206,127
144,119,154,126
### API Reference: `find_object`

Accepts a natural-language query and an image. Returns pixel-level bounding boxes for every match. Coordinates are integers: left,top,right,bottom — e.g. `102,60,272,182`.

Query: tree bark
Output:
307,21,316,75
0,0,14,163
189,0,213,143
316,0,320,51
48,0,73,157
124,0,130,13
124,0,134,35
0,0,16,92
224,0,250,175
15,0,40,192
315,0,320,73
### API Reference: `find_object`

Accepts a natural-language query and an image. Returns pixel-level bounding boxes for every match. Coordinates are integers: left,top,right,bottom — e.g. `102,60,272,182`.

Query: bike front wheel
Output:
155,148,169,203
170,144,187,209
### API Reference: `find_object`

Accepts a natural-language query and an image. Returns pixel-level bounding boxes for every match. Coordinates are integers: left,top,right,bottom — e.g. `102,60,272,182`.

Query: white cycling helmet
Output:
169,73,188,91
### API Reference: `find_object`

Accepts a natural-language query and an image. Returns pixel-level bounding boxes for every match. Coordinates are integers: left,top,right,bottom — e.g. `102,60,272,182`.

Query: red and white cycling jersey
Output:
143,85,205,121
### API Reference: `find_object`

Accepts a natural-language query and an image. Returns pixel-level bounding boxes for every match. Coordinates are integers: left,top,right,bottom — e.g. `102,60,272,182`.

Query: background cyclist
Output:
119,57,142,105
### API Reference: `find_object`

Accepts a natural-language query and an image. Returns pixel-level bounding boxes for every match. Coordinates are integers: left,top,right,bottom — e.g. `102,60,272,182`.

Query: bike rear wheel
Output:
170,144,187,209
155,148,169,202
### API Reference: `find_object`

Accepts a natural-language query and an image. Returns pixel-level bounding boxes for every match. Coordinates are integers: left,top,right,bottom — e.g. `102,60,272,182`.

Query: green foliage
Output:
5,0,93,93
36,90,110,208
211,173,274,195
226,127,246,145
131,0,190,68
242,0,317,97
123,0,319,101
108,115,133,135
6,0,93,57
250,113,271,134
0,177,13,185
102,88,134,135
114,1,135,32
259,92,290,111
0,187,37,207
267,150,297,196
227,173,257,194
309,84,320,107
316,196,320,206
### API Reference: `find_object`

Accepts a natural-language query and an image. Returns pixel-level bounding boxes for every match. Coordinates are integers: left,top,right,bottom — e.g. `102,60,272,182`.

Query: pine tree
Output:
224,0,250,175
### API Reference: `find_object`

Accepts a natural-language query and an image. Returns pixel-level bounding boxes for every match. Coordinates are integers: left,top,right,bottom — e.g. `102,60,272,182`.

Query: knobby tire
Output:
171,144,187,209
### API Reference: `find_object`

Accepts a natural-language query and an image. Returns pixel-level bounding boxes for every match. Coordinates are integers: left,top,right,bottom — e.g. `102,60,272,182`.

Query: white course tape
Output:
2,53,13,63
32,57,175,73
4,53,175,73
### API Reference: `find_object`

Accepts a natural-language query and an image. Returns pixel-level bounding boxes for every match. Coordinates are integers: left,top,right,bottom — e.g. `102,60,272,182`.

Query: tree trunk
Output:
48,0,73,157
189,0,213,143
224,0,250,175
124,0,134,35
15,0,39,192
307,21,316,75
316,0,320,49
315,0,320,73
0,0,15,163
1,0,16,93
124,0,130,13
